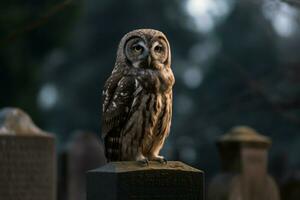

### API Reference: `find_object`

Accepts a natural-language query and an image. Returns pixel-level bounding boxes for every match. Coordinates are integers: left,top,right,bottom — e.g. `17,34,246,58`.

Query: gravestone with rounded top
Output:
208,126,280,200
0,107,55,200
87,161,204,200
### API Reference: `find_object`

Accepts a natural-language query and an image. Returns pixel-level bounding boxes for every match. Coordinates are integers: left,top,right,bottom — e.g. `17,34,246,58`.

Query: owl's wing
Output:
101,72,136,139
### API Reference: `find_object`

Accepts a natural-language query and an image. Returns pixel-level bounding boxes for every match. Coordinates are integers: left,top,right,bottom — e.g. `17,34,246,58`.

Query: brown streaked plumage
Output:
101,29,175,164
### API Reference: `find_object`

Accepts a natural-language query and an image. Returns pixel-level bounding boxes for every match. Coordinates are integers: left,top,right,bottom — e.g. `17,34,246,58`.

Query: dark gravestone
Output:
66,131,106,200
57,150,68,200
281,170,300,200
0,107,56,200
87,161,204,200
208,126,280,200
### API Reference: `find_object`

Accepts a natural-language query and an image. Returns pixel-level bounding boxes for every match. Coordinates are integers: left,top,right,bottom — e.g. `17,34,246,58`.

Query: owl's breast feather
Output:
136,68,174,93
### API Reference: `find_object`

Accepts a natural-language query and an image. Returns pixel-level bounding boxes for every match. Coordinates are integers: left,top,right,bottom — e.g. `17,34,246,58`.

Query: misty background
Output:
1,0,300,183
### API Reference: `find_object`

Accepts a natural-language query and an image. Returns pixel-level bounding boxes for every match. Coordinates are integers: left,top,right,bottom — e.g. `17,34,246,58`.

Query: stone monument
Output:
208,126,280,200
0,107,56,200
281,170,300,200
87,161,204,200
66,131,106,200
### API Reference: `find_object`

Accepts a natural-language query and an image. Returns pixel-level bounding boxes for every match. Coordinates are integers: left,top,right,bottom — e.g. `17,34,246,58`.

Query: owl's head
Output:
116,29,171,70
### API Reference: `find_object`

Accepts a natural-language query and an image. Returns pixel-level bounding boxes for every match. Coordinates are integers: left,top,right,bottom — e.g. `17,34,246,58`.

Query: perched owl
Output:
101,29,175,165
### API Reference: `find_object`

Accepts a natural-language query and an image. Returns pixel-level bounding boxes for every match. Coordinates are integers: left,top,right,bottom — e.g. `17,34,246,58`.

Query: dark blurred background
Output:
1,0,300,190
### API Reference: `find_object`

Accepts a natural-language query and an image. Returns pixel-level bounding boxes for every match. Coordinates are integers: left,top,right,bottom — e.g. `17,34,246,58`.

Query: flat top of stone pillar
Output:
0,107,50,136
89,161,202,173
218,125,271,146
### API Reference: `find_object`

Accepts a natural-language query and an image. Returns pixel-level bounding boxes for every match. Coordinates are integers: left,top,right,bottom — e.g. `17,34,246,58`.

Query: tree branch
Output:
221,54,300,125
0,0,73,47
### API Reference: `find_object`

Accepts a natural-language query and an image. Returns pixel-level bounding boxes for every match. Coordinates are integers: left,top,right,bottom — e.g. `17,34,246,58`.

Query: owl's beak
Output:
147,56,152,67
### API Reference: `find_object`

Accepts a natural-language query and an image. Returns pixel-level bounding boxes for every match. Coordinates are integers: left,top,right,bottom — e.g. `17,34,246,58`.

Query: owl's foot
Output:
149,155,167,164
136,154,149,166
137,158,149,166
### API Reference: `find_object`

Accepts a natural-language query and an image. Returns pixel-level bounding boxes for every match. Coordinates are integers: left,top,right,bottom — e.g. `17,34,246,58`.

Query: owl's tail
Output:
104,130,122,162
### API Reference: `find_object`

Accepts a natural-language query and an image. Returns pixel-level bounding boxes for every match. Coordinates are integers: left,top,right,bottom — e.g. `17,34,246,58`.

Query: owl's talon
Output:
150,156,167,164
138,158,149,166
161,158,167,164
157,157,167,164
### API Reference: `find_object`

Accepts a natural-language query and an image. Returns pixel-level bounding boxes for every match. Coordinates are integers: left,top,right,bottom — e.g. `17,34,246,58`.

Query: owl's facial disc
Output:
125,38,149,68
125,36,169,70
148,39,168,70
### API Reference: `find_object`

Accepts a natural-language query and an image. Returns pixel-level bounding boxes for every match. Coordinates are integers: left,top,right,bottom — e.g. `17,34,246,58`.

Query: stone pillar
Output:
87,161,204,200
0,107,56,200
208,126,280,200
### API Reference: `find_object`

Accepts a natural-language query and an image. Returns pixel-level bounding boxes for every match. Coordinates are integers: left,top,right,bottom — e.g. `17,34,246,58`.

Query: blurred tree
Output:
193,0,300,177
1,0,300,180
0,0,79,123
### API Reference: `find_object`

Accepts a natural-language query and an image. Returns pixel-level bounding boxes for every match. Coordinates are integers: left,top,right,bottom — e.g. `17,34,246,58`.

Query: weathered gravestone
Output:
87,161,204,200
65,131,106,200
208,126,280,200
0,107,55,200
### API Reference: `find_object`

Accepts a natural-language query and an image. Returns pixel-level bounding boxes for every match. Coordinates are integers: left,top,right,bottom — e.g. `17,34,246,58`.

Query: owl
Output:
101,29,175,165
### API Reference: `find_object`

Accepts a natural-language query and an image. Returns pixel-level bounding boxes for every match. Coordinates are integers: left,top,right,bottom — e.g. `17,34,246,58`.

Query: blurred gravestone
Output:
281,170,300,200
0,107,55,200
65,131,106,200
208,126,280,200
87,161,204,200
57,150,68,200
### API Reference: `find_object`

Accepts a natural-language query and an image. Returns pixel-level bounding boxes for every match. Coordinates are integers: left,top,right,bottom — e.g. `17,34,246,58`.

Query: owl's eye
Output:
154,45,163,53
132,45,143,53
